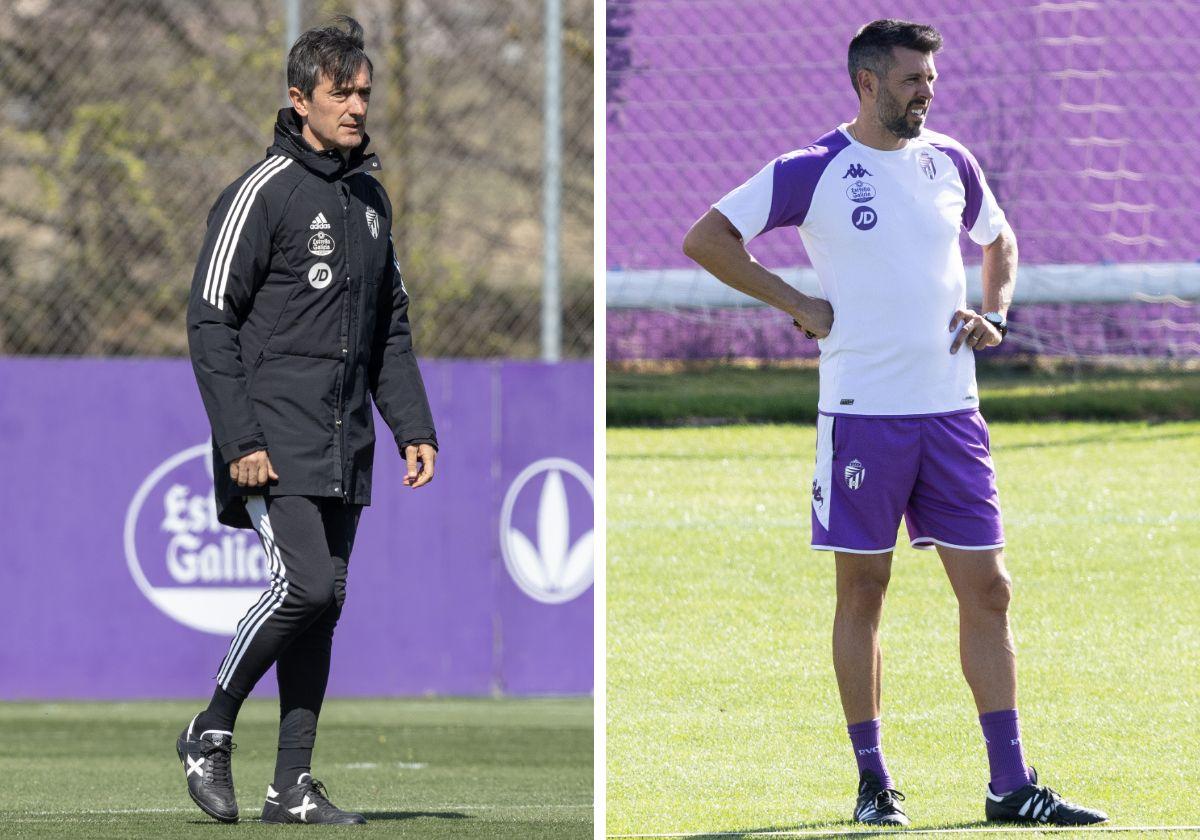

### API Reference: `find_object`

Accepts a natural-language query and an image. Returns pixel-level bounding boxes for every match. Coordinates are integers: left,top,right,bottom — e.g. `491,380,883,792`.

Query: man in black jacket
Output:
178,17,436,825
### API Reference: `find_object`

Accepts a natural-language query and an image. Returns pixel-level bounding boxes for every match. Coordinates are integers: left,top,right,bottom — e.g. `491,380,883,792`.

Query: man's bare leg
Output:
833,551,892,722
937,546,1016,713
938,545,1029,796
832,551,900,801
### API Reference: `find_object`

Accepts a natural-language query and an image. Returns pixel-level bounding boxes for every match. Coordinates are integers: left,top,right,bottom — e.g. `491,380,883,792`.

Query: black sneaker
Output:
175,715,238,823
985,767,1108,825
261,773,367,825
854,769,910,826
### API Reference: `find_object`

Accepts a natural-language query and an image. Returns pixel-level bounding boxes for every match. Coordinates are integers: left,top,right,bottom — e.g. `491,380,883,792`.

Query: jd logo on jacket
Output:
126,444,269,634
308,262,332,289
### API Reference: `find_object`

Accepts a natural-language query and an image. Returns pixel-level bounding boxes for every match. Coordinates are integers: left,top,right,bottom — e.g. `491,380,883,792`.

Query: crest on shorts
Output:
844,459,866,490
365,207,380,239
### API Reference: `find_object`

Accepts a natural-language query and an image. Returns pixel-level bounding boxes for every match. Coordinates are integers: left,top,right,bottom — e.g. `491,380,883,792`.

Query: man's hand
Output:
949,308,1002,354
792,298,834,339
230,449,279,488
403,443,436,489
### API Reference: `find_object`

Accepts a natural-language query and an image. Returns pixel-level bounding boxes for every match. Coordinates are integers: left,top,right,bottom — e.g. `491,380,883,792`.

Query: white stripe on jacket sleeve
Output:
203,156,292,310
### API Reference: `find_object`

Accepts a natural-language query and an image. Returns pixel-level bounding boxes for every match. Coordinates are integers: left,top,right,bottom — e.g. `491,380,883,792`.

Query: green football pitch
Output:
0,697,591,839
607,421,1200,838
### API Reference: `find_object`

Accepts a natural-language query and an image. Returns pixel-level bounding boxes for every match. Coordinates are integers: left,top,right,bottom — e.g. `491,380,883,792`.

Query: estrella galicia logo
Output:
844,459,866,490
500,458,594,605
852,206,878,230
307,231,335,257
843,163,872,179
125,443,271,634
845,180,876,203
919,151,937,180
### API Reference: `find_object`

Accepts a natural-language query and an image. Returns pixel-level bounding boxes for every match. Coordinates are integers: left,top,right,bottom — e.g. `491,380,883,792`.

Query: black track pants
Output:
214,496,361,718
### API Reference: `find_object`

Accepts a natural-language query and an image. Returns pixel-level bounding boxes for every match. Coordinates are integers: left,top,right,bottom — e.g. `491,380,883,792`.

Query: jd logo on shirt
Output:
308,262,332,289
852,206,878,230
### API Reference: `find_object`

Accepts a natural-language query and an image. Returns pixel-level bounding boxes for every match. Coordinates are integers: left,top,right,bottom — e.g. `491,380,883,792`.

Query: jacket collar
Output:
268,107,382,179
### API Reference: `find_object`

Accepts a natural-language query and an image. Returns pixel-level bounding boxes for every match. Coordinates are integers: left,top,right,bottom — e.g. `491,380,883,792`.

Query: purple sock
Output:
980,709,1032,795
847,718,893,790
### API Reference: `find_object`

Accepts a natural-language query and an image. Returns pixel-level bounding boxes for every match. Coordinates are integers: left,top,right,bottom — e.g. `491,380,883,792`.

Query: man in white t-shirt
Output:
682,18,1106,828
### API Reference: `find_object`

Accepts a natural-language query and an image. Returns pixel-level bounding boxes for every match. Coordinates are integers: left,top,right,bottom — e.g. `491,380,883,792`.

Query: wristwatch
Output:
983,312,1008,339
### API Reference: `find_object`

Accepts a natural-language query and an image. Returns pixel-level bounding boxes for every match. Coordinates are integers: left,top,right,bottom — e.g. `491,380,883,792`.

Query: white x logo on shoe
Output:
290,795,316,822
186,755,205,778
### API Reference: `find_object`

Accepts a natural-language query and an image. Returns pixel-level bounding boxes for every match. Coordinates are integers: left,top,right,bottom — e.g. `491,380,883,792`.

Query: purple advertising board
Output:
0,359,593,699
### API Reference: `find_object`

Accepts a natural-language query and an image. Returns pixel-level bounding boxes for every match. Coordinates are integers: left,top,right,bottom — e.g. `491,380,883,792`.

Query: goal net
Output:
606,0,1200,362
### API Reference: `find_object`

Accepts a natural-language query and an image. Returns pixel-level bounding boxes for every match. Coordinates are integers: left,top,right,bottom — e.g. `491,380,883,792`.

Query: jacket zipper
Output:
336,182,352,500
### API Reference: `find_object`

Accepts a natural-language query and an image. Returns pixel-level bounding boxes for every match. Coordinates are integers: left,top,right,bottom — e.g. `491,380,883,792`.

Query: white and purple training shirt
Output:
713,124,1008,417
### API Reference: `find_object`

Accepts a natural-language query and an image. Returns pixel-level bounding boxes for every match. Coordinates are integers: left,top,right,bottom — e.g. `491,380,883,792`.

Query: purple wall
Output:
608,301,1200,361
0,359,593,699
607,0,1198,272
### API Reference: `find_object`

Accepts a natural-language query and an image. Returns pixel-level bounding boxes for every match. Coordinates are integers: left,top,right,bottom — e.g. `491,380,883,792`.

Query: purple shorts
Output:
810,410,1004,554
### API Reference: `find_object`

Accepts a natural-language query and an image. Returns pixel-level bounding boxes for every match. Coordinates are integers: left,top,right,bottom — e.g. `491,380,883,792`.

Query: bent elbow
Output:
681,228,697,260
682,224,706,262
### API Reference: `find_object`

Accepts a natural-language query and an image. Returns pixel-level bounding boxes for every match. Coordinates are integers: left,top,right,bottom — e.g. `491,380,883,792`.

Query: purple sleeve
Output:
929,140,985,231
762,129,850,233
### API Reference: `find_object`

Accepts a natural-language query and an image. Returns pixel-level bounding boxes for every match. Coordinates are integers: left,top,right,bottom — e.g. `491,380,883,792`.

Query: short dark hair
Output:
287,15,373,99
847,19,943,99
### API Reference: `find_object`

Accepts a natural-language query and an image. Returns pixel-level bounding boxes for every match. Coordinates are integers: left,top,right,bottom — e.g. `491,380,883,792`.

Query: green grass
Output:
0,697,592,839
606,422,1200,837
607,364,1200,425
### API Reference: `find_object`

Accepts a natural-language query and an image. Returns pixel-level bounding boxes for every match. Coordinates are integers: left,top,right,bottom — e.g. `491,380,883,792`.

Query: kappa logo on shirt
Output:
843,163,872,179
309,212,331,230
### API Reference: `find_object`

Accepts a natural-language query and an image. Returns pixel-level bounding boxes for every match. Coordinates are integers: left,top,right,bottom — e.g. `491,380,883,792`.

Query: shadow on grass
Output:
662,819,995,838
360,811,471,821
998,427,1200,451
188,811,471,826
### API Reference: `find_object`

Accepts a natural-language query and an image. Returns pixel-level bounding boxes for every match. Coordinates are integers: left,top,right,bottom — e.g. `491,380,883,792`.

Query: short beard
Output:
878,88,922,140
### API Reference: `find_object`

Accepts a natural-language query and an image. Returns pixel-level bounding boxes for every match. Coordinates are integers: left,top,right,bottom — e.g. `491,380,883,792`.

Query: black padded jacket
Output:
187,108,437,529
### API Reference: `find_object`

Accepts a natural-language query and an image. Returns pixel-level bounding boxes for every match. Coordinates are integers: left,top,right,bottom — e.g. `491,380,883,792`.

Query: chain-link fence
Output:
607,0,1200,362
0,0,592,358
